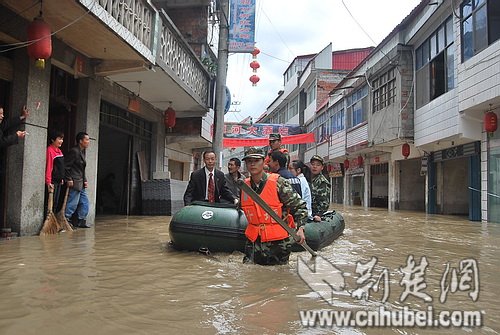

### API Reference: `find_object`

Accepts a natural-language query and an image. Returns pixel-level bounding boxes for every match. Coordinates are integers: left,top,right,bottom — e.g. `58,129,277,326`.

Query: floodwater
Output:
0,206,499,335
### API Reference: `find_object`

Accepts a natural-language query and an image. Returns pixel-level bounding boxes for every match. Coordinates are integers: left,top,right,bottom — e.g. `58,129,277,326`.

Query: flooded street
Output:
1,207,499,335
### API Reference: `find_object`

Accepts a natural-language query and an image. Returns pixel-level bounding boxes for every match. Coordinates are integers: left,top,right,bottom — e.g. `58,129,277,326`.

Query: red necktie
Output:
208,172,215,203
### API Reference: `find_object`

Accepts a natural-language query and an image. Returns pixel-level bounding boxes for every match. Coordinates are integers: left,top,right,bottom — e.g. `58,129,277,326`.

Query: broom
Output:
40,189,61,235
56,187,74,231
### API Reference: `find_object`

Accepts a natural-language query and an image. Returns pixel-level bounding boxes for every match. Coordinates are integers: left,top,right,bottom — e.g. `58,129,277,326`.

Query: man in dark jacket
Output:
65,132,91,228
268,150,302,197
184,150,237,206
0,105,29,147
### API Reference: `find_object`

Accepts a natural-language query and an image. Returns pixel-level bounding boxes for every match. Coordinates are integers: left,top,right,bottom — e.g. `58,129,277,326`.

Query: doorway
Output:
97,126,131,215
97,101,152,215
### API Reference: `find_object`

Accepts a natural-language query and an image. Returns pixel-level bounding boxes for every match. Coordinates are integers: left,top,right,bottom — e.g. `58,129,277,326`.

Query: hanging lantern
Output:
128,96,140,113
357,155,364,166
250,60,260,73
164,106,176,129
327,164,333,172
402,143,411,159
249,74,260,86
27,16,52,69
251,47,260,59
343,159,350,170
484,111,498,134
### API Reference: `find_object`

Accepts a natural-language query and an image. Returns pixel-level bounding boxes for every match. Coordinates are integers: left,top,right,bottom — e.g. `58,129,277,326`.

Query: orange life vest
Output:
241,173,295,242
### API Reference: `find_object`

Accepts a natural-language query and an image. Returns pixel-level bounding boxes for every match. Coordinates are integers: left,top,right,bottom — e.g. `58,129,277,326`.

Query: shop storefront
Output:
328,162,343,204
345,156,364,206
399,158,426,211
369,158,388,208
428,142,481,221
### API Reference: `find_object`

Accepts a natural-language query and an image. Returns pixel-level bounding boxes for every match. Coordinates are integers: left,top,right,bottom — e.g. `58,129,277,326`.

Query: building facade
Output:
0,0,219,235
300,0,500,222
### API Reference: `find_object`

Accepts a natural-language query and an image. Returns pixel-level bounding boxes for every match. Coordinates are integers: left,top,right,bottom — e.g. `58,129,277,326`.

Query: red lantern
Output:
327,164,333,172
249,74,260,86
250,60,260,72
343,159,350,169
402,143,411,159
251,47,260,58
27,16,52,69
484,111,498,133
164,107,176,128
357,155,364,166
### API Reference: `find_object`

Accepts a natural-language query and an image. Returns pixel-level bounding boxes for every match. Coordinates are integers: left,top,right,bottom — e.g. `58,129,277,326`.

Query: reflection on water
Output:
0,207,499,335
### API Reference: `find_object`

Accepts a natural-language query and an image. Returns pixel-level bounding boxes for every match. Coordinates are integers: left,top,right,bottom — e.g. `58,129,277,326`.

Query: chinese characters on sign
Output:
229,0,256,53
223,123,303,138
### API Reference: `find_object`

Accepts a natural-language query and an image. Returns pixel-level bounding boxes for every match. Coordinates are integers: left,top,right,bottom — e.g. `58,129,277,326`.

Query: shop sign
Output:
345,158,364,176
329,162,343,178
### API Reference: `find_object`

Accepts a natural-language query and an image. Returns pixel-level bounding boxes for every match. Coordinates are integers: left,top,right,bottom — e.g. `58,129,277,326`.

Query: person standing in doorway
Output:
45,130,65,212
225,157,243,201
310,155,331,222
183,150,237,206
0,105,29,147
65,132,90,228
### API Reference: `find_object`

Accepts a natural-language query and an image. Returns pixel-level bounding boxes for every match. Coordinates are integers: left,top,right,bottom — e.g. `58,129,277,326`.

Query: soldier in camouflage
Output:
240,147,307,265
310,155,331,222
264,133,289,171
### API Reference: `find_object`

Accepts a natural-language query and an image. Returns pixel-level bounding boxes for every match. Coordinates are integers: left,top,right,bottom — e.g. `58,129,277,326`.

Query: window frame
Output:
346,85,368,128
460,0,500,62
415,16,455,108
372,68,397,112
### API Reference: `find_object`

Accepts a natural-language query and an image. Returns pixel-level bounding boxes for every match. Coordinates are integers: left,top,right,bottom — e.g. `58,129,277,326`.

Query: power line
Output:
261,7,295,59
261,51,290,63
340,0,377,45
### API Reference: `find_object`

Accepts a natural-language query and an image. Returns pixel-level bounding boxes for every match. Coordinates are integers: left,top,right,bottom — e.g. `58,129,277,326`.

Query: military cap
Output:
310,155,324,164
243,147,265,160
268,133,281,141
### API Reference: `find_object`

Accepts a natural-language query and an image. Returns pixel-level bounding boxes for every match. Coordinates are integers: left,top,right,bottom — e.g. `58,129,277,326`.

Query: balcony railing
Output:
158,11,210,106
98,0,153,47
79,0,155,62
79,0,210,107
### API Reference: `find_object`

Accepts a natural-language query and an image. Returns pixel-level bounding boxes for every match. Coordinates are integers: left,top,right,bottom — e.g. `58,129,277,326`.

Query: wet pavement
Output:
0,206,499,334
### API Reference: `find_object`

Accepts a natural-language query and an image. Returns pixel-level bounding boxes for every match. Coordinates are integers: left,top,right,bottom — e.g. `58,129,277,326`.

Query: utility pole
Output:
213,0,229,168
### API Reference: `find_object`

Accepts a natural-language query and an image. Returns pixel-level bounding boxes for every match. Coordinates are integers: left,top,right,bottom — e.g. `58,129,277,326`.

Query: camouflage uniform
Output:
243,172,308,265
311,172,331,217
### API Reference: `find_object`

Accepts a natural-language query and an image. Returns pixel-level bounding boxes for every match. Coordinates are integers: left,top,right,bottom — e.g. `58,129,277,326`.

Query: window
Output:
277,107,285,124
306,123,315,149
416,17,455,108
306,82,316,107
461,0,500,62
346,86,368,128
373,68,396,112
328,101,344,134
284,63,297,84
287,96,298,120
331,110,344,134
313,111,329,143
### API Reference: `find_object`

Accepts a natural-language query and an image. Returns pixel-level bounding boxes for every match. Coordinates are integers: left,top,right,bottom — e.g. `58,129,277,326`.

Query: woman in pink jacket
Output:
45,130,65,212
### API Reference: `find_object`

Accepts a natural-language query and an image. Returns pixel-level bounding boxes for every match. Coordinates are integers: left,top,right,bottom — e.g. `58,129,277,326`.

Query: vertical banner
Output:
228,0,256,53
